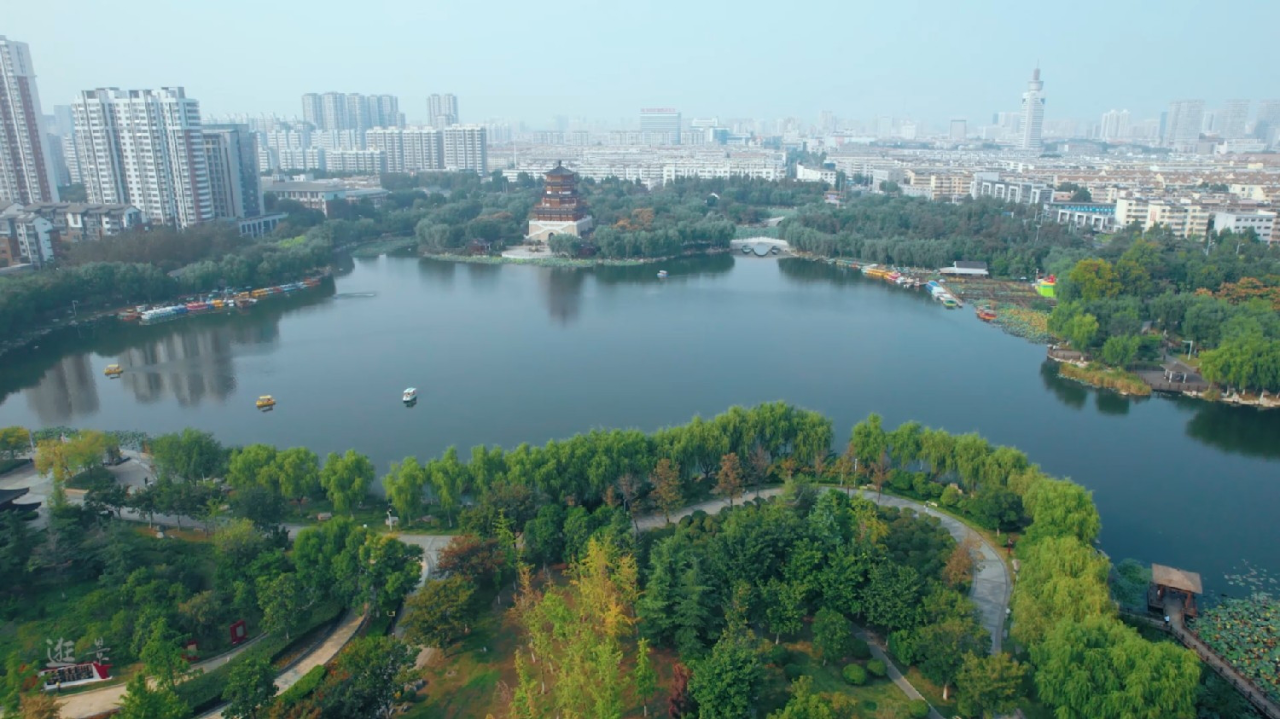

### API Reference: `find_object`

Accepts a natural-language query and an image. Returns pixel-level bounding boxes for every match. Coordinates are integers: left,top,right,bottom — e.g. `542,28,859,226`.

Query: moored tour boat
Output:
103,364,123,377
657,270,669,279
977,306,997,321
256,395,276,410
403,387,418,403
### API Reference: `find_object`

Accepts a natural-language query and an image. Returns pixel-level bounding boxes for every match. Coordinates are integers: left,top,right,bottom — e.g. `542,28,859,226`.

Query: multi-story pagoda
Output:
527,161,593,242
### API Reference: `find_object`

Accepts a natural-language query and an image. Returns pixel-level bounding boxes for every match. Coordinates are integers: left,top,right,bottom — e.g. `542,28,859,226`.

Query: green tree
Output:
357,532,425,611
1066,312,1100,351
139,619,189,689
811,608,854,667
635,637,658,717
383,456,428,523
861,562,922,631
257,573,305,639
1031,615,1199,719
688,626,764,719
850,413,887,480
17,692,61,719
768,676,836,719
955,652,1028,719
323,636,414,719
226,444,277,490
401,576,477,651
1067,258,1120,301
764,578,806,645
0,426,29,460
269,447,321,501
149,429,225,481
117,674,187,719
1023,479,1101,545
909,618,988,700
1100,334,1141,368
221,654,277,719
320,449,375,513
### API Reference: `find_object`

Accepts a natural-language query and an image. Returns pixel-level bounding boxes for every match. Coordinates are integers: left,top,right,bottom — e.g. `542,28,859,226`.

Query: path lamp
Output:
71,300,79,319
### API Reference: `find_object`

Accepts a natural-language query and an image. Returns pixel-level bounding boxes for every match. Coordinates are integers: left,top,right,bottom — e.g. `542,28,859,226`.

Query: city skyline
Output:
7,0,1279,128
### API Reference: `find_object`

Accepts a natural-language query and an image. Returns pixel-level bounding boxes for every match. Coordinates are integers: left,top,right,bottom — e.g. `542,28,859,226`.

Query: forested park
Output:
2,403,1265,718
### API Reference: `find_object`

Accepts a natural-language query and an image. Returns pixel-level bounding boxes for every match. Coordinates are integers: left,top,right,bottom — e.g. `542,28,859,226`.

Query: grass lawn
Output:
400,608,520,719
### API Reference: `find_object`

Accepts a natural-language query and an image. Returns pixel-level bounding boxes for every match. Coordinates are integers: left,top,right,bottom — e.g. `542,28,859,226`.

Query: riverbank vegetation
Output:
1045,227,1280,395
1057,362,1152,396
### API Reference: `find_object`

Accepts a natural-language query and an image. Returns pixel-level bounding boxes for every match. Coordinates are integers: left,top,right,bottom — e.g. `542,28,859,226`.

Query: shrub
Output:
277,665,326,707
851,638,871,660
783,663,804,680
908,699,930,718
842,663,867,685
866,658,887,678
766,644,790,666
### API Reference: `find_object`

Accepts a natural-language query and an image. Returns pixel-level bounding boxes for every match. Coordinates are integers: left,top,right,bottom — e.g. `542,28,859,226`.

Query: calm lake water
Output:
2,254,1277,593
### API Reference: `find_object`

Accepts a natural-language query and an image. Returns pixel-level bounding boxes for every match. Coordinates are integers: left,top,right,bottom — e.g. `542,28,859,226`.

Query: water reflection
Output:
418,258,457,286
1039,360,1087,410
465,262,501,291
1096,389,1135,416
1184,401,1280,460
24,354,99,424
117,325,243,406
777,257,862,286
542,268,585,325
593,253,734,285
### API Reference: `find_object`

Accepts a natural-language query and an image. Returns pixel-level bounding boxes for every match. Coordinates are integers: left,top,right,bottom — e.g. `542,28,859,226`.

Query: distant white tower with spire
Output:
1020,67,1046,152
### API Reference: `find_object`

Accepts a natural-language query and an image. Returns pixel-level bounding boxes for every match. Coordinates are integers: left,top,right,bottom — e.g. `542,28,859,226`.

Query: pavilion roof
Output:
1152,563,1203,594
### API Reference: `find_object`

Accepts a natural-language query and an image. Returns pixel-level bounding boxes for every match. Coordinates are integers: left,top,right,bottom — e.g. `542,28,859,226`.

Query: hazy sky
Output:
8,0,1280,128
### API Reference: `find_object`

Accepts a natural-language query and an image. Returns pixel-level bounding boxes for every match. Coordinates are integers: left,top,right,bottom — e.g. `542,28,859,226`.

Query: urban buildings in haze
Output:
202,124,262,220
640,108,682,145
0,36,58,204
949,119,967,141
428,93,458,129
72,87,213,228
1019,68,1045,152
442,125,487,172
1100,109,1131,141
1164,100,1205,149
301,92,403,133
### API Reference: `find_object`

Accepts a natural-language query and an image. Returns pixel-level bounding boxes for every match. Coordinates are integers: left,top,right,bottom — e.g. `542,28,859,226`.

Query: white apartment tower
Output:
1019,68,1046,152
0,36,58,203
1165,100,1204,148
366,127,443,173
428,93,458,129
442,125,486,172
1100,109,1131,141
1221,100,1250,139
73,87,213,228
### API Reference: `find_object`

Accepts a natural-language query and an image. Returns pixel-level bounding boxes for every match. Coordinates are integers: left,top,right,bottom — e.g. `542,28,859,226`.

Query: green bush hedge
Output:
276,665,327,708
842,663,867,685
765,644,790,666
866,658,886,678
850,638,871,660
783,663,804,680
908,699,930,718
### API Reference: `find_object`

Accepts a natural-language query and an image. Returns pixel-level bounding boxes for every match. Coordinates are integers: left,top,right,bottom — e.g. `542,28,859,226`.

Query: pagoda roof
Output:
1151,564,1203,595
545,161,575,177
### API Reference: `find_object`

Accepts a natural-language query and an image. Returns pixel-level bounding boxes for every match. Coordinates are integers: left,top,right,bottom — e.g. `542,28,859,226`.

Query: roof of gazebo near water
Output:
1152,563,1203,594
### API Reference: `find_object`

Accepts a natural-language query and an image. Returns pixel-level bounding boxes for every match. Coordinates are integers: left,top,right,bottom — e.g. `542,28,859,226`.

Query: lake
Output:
2,253,1277,593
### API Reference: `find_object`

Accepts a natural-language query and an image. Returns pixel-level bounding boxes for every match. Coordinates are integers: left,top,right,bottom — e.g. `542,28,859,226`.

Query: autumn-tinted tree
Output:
436,535,506,589
714,452,744,508
401,575,477,651
651,458,683,524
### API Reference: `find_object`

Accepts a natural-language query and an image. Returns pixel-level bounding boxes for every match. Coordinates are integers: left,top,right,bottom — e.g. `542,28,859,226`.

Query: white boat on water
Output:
403,387,418,403
657,270,669,279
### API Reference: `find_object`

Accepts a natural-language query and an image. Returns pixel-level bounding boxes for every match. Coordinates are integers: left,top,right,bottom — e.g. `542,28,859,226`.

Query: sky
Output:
7,0,1280,129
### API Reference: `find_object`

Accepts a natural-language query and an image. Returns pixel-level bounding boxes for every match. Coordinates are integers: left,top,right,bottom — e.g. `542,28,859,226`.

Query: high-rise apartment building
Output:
949,119,967,141
1256,100,1280,145
1019,68,1046,152
428,93,458,129
73,87,212,228
301,93,323,128
1100,109,1131,141
52,105,81,184
1165,100,1204,148
202,124,262,220
640,108,682,145
0,36,58,203
1221,100,1250,139
442,125,486,172
366,127,443,173
302,92,401,133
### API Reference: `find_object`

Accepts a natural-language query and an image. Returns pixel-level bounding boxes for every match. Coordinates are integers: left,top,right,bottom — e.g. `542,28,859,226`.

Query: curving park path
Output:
635,486,1013,653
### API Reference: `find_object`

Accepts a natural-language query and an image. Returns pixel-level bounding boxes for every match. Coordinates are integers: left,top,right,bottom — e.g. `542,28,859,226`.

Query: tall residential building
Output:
202,124,262,220
1018,68,1046,152
1165,100,1204,148
0,36,58,203
301,93,323,128
52,105,81,184
1256,100,1280,145
428,93,458,129
366,127,442,172
73,87,213,228
1221,99,1250,139
640,108,682,145
303,92,402,132
442,125,486,172
1100,109,1131,141
949,119,967,141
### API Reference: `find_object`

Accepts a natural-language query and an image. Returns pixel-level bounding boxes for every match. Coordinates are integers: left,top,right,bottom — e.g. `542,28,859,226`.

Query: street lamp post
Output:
71,300,79,319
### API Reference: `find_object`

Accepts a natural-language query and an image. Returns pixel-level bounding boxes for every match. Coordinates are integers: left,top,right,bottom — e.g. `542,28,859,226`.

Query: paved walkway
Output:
58,633,270,719
856,628,946,719
636,486,1012,652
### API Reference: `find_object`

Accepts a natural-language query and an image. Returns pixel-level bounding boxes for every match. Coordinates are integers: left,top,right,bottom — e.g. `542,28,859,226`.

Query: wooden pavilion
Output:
1149,563,1204,618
